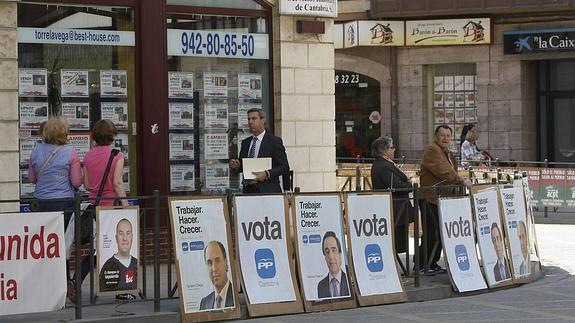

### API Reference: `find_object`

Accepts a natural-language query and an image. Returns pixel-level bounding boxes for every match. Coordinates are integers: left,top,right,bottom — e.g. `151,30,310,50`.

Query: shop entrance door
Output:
538,60,575,162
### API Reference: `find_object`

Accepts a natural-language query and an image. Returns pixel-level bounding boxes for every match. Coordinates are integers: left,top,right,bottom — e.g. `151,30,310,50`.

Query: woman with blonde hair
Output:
461,126,488,167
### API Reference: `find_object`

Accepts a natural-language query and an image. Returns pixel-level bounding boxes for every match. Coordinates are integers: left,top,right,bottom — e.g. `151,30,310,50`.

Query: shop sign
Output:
280,0,337,18
167,29,269,60
503,28,575,54
405,18,491,46
18,27,135,46
357,21,405,47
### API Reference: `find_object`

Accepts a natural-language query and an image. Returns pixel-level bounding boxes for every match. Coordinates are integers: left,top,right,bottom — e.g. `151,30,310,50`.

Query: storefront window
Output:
431,64,477,153
335,70,381,161
17,2,137,197
166,8,270,194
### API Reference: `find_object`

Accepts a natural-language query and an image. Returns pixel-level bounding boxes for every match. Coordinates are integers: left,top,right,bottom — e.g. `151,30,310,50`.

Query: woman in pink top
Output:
83,119,128,206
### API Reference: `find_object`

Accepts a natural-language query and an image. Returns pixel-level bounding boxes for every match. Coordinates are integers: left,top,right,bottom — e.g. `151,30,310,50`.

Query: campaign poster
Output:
294,195,351,301
238,104,260,129
205,163,229,191
18,68,47,97
565,169,575,208
168,71,194,98
19,102,48,129
203,72,228,98
500,187,530,278
101,102,128,130
438,197,487,292
20,169,35,198
238,73,262,99
169,102,194,130
67,134,90,161
169,197,238,314
114,133,130,162
471,188,513,287
204,133,229,160
0,212,66,315
170,164,195,192
169,133,195,161
205,104,229,129
540,169,566,207
346,194,405,298
526,169,541,207
97,207,139,295
235,195,297,304
20,137,40,167
61,69,89,97
61,102,90,130
100,70,128,97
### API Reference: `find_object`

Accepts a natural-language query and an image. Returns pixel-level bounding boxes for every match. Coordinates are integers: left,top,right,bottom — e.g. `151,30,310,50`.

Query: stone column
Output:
0,0,19,211
273,10,336,192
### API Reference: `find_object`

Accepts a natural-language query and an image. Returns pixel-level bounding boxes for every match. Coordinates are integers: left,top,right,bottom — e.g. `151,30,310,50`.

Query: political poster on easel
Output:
470,186,513,288
499,187,531,283
519,175,542,270
234,195,303,317
344,192,407,306
292,194,357,312
168,196,240,322
438,197,487,293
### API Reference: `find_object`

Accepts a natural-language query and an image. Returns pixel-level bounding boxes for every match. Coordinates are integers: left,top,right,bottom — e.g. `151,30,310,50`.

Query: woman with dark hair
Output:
370,136,414,254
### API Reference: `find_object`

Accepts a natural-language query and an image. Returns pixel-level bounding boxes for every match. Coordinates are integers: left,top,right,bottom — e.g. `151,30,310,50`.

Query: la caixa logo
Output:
255,248,276,279
455,244,470,271
364,244,383,272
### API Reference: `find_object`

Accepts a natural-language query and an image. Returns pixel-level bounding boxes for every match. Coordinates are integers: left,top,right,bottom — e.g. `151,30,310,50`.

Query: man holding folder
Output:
230,108,289,193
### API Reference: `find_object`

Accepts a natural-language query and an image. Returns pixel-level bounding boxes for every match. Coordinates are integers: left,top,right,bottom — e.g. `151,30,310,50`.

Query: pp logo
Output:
254,248,276,279
455,244,470,271
181,242,189,252
364,244,383,272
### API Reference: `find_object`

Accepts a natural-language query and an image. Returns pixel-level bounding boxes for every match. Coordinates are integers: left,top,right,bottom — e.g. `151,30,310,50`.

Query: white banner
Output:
280,0,337,18
97,208,139,294
235,195,297,304
438,198,487,292
170,198,236,313
346,194,404,296
168,29,269,60
472,188,513,285
18,27,136,46
500,187,531,278
0,212,66,316
295,195,351,301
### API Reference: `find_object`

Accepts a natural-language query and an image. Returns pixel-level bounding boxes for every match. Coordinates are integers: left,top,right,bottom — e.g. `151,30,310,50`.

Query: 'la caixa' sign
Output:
504,28,575,54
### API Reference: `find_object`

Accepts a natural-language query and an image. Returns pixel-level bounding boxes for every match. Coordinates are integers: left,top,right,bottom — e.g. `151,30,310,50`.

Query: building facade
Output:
335,0,575,165
0,0,337,209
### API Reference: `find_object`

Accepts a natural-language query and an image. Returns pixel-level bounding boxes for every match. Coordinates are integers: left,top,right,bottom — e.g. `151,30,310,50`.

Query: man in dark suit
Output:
491,223,511,282
230,108,289,193
199,241,234,310
317,231,350,299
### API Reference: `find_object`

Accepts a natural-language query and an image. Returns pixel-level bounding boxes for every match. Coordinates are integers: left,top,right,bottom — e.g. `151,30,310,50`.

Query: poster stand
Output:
95,205,142,297
233,195,304,317
470,185,514,289
290,192,357,313
168,196,241,323
342,191,407,306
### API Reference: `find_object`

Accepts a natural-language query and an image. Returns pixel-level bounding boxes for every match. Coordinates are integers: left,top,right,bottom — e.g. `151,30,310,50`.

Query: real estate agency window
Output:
17,2,137,198
431,64,477,153
166,1,270,194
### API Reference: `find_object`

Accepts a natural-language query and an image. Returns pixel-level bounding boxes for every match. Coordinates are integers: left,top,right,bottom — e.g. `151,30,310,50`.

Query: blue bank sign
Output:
504,28,575,54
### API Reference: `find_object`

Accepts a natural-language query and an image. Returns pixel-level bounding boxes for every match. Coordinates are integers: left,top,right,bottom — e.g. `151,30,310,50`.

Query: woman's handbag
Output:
79,149,120,244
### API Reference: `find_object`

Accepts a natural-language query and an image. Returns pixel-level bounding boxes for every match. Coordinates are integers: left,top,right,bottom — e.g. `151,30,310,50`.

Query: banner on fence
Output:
234,195,303,316
471,187,513,287
293,194,356,311
168,197,240,321
499,187,531,281
540,169,566,207
438,197,487,292
96,206,140,296
0,212,66,316
565,169,575,208
345,193,406,305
